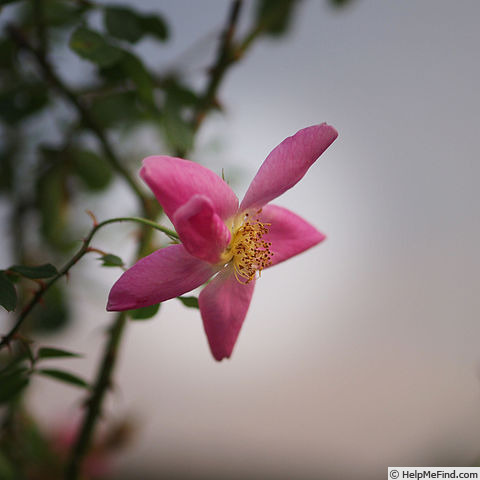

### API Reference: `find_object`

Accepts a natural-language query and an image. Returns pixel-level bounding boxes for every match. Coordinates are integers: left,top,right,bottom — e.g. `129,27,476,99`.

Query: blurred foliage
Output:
28,283,70,333
70,26,124,68
256,0,300,37
163,79,197,154
0,406,130,479
0,81,49,124
103,5,168,44
0,271,17,311
70,148,113,191
0,0,349,476
20,0,91,29
328,0,356,8
0,367,30,404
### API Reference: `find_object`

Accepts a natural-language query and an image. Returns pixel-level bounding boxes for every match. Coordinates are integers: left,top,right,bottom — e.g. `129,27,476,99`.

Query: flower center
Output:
222,211,273,283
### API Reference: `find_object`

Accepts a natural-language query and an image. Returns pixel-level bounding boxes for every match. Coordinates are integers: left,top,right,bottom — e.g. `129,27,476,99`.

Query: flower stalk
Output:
0,216,177,352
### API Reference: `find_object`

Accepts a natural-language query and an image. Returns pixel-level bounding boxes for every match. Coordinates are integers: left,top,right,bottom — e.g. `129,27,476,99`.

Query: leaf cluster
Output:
0,344,87,406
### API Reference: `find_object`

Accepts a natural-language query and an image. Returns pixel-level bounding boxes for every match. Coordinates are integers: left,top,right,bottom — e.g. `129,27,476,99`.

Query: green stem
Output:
64,212,171,479
96,216,178,240
0,216,177,351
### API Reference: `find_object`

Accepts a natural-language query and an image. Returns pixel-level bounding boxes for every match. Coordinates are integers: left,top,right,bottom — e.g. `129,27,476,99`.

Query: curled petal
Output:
141,156,239,222
258,204,326,267
240,124,338,211
199,267,255,361
107,245,215,311
173,194,231,264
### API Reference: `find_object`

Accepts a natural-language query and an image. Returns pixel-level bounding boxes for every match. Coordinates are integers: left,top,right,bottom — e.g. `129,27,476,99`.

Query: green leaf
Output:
90,91,140,129
43,0,90,26
9,263,58,279
0,369,29,403
140,14,169,41
0,272,17,312
104,6,143,43
37,347,82,360
104,6,169,43
120,53,155,106
98,254,124,268
21,0,90,28
36,369,89,389
71,149,113,191
178,296,199,309
256,0,299,37
0,82,49,124
70,27,124,67
128,303,160,320
164,78,199,107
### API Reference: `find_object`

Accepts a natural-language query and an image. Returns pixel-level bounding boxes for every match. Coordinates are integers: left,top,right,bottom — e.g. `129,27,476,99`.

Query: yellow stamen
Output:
221,211,273,283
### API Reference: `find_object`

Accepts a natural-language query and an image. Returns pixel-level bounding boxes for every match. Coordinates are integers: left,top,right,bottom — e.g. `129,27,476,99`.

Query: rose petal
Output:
107,244,215,311
173,194,231,264
141,156,239,222
199,266,255,361
240,124,338,211
257,204,326,267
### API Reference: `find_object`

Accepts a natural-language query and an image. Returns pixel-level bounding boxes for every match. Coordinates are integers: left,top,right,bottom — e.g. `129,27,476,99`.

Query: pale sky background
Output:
2,1,480,479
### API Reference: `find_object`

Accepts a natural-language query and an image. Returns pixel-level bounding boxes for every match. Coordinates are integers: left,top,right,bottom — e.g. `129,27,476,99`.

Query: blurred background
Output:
1,0,480,479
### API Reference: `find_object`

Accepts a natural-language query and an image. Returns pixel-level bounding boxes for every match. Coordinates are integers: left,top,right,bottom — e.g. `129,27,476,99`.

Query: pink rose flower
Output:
107,124,338,360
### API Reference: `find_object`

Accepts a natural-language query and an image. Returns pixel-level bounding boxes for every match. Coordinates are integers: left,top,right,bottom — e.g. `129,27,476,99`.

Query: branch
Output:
6,24,151,217
191,0,243,133
63,211,173,479
64,311,126,480
0,216,178,351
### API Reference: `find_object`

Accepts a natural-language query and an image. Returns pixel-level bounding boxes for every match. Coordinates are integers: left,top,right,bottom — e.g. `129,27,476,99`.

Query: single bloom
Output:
107,124,338,360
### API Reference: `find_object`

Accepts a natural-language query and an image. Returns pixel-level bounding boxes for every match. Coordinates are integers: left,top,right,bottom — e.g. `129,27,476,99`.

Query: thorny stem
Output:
64,312,127,480
0,217,177,352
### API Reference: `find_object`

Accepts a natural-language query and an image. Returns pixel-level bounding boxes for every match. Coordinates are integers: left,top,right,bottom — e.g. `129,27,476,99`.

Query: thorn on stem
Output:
33,279,46,289
86,209,99,227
